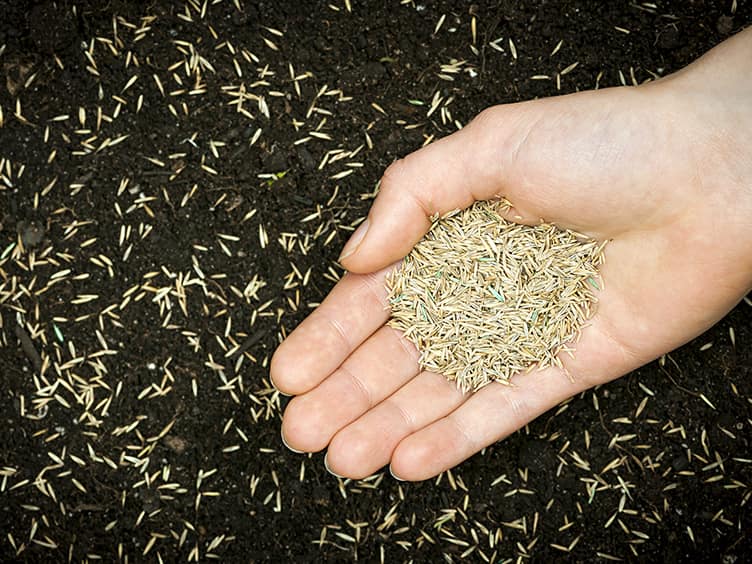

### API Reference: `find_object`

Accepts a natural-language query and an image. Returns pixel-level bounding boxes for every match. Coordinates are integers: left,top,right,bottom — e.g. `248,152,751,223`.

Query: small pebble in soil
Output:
16,220,45,248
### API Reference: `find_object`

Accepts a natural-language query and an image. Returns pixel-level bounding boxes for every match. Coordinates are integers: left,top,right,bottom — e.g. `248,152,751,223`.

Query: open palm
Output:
271,30,752,480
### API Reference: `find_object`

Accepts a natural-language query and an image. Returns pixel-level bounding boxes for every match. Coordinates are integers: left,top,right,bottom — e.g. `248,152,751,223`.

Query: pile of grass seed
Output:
386,200,606,392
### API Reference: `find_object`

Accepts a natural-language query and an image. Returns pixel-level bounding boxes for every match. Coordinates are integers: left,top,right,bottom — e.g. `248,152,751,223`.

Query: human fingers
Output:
324,371,467,479
388,315,635,481
322,279,644,479
280,326,420,453
387,370,586,481
270,265,395,395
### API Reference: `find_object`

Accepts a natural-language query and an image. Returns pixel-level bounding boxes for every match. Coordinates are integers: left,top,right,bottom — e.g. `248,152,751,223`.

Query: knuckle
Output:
470,107,494,129
379,156,434,218
380,158,407,192
470,105,503,131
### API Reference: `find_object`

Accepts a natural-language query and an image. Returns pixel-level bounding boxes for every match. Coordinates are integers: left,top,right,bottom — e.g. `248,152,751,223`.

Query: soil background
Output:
1,0,751,562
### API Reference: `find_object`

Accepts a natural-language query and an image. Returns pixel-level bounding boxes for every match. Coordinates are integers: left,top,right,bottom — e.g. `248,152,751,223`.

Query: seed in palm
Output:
386,199,606,393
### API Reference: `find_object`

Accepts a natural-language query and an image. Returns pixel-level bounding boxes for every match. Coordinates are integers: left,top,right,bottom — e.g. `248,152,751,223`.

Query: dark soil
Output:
1,0,751,562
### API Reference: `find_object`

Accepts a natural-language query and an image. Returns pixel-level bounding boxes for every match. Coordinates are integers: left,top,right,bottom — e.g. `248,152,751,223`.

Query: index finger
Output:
270,264,395,395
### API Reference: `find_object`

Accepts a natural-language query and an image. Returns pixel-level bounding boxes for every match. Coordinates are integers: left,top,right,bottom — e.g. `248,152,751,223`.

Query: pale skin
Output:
271,28,752,481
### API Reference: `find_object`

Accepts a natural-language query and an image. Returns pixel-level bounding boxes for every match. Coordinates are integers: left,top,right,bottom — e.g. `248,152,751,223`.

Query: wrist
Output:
653,28,752,286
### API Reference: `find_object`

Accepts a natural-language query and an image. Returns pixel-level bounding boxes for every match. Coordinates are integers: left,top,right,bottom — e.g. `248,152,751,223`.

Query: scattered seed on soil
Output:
1,2,750,562
387,199,606,392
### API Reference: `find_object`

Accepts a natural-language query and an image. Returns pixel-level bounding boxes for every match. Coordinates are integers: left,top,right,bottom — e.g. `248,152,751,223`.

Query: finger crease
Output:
508,115,539,169
360,272,388,309
392,401,416,433
502,390,526,419
339,364,373,409
322,312,353,354
448,416,477,453
404,185,435,221
395,332,420,364
592,314,643,374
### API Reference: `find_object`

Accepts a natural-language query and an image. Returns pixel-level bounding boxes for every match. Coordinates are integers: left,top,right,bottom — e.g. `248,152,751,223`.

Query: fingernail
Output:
324,453,345,478
388,465,405,481
338,219,369,262
280,431,304,454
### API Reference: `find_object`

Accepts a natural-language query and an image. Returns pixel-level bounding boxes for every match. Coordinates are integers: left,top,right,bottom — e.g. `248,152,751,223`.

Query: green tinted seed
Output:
386,199,606,392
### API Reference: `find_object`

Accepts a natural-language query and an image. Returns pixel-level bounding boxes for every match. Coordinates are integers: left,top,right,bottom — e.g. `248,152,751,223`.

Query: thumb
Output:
338,101,546,274
339,83,659,273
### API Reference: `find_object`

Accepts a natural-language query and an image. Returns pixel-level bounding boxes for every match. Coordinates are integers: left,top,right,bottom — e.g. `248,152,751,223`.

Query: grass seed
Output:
386,199,606,392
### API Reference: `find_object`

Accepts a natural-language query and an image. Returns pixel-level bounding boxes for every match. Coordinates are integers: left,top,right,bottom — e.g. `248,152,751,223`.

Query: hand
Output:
271,29,752,481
